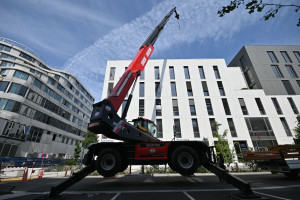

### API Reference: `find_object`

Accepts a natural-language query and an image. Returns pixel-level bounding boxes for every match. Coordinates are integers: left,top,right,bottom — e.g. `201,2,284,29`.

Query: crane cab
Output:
131,117,158,138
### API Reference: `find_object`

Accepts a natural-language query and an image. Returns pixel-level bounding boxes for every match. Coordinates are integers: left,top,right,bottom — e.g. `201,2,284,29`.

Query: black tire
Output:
284,171,298,178
96,148,121,177
119,163,128,172
170,146,199,176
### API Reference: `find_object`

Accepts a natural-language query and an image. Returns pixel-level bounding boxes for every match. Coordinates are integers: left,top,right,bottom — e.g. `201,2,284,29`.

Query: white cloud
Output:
63,0,262,102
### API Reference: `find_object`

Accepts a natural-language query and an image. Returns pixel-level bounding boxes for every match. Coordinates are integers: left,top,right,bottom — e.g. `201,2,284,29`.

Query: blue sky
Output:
1,0,299,102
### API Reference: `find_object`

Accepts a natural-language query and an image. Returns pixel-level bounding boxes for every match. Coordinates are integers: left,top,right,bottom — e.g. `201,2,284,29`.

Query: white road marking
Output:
187,178,196,182
97,179,117,184
192,177,204,182
183,191,196,200
144,178,154,183
254,191,292,200
111,192,121,200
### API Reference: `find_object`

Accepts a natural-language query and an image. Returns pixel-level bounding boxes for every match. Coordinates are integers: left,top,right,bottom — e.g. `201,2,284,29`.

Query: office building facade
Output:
0,38,94,158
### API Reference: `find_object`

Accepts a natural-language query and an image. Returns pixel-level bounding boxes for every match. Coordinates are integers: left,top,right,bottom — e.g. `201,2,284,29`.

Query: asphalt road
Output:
1,173,300,200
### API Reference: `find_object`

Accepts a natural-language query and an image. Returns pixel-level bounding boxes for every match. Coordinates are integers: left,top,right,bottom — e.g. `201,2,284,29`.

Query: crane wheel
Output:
170,146,199,176
96,148,121,177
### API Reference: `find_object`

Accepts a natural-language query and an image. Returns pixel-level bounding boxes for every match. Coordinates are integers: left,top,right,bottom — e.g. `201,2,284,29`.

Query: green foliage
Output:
197,166,209,173
65,159,77,166
74,141,82,161
218,0,300,26
82,131,98,149
293,115,300,138
145,165,166,174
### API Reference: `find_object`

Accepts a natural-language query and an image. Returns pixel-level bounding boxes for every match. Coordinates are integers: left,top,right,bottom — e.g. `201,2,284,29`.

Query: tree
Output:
74,141,82,161
212,121,236,167
82,131,98,149
218,0,300,26
293,115,300,138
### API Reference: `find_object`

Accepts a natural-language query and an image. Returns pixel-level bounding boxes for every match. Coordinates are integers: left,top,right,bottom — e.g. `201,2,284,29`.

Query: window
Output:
227,118,237,137
156,99,162,116
238,98,248,115
184,66,190,79
172,99,179,116
222,98,231,115
20,52,35,63
192,119,200,138
109,67,116,80
271,65,283,78
107,83,114,97
30,69,41,77
0,61,14,67
217,81,225,96
170,82,177,97
48,77,56,85
13,70,29,80
54,74,60,81
244,70,255,86
285,65,298,78
198,66,205,79
186,81,193,96
140,70,145,80
0,43,11,51
0,81,9,92
155,82,161,97
8,83,27,96
57,84,65,94
156,119,163,138
287,97,299,114
139,99,144,116
52,134,57,141
202,81,209,96
267,51,278,63
0,69,8,76
255,98,266,115
139,82,144,97
280,118,292,136
1,53,15,60
174,119,181,138
271,98,282,114
240,55,248,70
189,99,196,116
293,51,300,62
213,66,220,79
154,66,160,80
169,66,175,79
282,80,296,95
297,80,300,88
281,51,292,63
209,118,217,137
205,99,213,115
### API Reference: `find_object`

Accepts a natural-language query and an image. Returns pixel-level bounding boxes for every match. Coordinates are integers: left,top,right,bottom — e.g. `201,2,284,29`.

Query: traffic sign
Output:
41,153,47,158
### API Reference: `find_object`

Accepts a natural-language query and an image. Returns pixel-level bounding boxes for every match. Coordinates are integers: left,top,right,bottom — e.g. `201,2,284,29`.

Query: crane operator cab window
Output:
132,118,158,138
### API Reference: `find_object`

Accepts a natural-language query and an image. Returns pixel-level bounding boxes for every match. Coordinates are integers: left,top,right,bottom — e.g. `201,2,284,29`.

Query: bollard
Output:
39,168,44,178
22,168,28,182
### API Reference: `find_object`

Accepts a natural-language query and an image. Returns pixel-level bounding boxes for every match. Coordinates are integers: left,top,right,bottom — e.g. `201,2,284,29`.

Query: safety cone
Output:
22,168,28,182
39,168,44,179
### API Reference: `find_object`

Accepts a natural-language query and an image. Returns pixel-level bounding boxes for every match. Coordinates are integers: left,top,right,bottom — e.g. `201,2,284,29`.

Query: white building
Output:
101,58,299,155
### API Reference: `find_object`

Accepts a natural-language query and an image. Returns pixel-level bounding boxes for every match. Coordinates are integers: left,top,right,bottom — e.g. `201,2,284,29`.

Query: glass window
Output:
48,77,56,85
287,97,299,114
172,99,179,116
222,98,231,115
189,99,196,116
186,81,193,96
155,82,161,97
281,51,292,63
169,66,175,79
184,66,190,79
174,119,181,138
205,99,213,115
213,66,221,79
140,70,145,80
0,99,8,110
280,118,292,136
267,51,278,63
198,66,205,79
271,65,283,78
255,98,266,115
240,55,248,70
293,51,300,63
156,99,162,116
20,52,35,63
139,99,144,116
285,65,298,78
1,53,15,60
282,80,296,95
107,82,114,97
271,98,282,114
238,98,248,115
217,81,225,96
0,81,9,91
244,70,255,86
57,84,65,94
209,118,217,137
109,67,116,80
202,81,209,96
170,82,177,97
8,83,27,96
0,69,8,75
227,118,237,137
139,82,144,97
13,70,29,80
0,61,14,67
192,119,200,138
154,66,160,80
156,119,163,138
54,74,60,81
0,43,11,52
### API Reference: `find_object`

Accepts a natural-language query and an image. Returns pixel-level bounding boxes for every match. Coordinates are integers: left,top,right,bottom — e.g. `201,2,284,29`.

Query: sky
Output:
1,0,300,102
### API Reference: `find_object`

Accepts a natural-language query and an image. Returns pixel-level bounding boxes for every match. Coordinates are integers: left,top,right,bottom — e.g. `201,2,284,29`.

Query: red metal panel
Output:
135,142,171,160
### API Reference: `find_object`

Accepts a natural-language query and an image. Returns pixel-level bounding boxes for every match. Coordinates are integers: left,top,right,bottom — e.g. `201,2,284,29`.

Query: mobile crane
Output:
46,7,255,199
